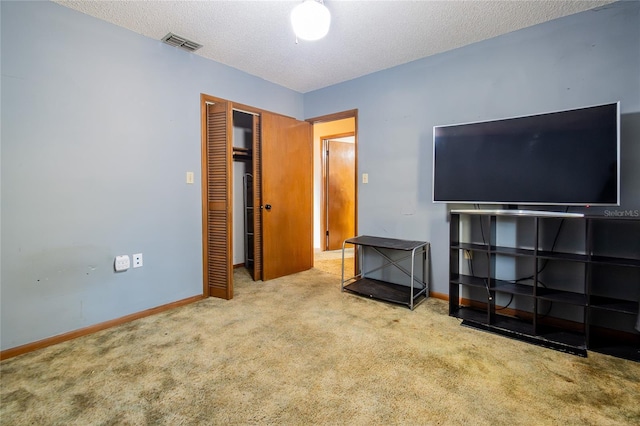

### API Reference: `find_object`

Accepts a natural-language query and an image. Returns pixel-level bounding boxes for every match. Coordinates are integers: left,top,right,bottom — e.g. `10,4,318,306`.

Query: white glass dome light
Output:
291,0,331,41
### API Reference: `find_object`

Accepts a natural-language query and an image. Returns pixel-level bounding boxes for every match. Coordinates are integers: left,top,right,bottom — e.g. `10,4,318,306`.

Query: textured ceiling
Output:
53,0,615,93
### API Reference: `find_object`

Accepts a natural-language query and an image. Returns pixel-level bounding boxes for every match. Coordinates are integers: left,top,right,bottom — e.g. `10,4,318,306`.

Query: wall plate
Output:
133,253,143,268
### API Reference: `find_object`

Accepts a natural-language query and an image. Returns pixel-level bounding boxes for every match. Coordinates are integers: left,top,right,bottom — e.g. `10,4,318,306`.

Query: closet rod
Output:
233,108,259,116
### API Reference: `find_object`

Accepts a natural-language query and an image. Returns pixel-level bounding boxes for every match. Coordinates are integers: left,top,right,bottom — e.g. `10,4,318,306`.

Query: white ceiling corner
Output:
53,0,617,93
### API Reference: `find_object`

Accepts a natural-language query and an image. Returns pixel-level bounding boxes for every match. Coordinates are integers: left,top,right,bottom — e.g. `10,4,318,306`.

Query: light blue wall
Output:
2,0,639,351
304,1,640,296
0,1,303,350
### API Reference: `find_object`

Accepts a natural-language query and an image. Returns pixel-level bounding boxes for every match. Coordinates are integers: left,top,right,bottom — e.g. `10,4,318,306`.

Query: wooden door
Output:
261,113,313,280
203,102,233,299
326,139,356,250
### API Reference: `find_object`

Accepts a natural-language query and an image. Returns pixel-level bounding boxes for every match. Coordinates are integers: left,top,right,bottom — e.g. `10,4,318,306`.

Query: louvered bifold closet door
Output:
206,102,233,299
252,115,263,281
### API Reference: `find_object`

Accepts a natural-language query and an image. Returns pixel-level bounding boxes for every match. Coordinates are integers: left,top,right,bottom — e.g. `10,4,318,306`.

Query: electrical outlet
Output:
133,253,143,268
114,255,130,272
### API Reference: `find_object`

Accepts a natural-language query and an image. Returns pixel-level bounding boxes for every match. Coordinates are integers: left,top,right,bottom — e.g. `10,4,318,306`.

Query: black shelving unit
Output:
449,210,640,361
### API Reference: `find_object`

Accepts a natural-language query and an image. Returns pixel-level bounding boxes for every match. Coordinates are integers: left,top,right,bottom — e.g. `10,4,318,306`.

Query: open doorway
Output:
308,110,358,257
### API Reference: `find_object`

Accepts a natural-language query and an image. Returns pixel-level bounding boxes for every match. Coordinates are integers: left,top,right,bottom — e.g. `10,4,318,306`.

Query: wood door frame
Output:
320,132,356,251
201,93,314,296
307,110,358,251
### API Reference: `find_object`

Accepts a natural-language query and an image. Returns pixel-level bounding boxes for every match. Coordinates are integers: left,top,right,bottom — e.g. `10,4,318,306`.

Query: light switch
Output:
186,172,194,184
362,173,369,184
114,255,130,272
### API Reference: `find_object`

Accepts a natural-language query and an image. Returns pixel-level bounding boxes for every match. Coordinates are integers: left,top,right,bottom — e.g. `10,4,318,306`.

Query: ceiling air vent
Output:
161,33,202,52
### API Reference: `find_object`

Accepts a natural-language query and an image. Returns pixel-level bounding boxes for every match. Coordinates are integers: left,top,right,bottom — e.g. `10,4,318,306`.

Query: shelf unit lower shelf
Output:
589,345,640,362
461,317,588,357
452,306,588,356
587,323,640,362
344,277,427,308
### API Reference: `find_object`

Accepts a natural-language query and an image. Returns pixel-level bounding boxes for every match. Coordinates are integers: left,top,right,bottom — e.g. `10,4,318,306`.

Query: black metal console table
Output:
341,235,430,310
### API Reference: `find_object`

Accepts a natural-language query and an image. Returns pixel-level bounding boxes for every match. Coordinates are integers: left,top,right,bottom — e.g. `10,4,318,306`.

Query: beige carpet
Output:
2,256,639,425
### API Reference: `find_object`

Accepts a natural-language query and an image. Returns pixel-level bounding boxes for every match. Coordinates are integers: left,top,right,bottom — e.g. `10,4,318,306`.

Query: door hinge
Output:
326,231,329,236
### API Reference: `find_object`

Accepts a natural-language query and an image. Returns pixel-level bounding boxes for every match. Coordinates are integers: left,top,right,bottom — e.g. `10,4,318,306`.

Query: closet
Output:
202,94,313,299
232,110,256,277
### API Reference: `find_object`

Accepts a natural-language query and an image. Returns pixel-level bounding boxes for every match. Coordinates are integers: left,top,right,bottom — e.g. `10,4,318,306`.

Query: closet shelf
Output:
233,147,252,160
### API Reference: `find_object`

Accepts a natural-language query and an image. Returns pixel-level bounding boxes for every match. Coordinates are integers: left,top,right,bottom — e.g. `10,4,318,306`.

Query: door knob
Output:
264,204,272,211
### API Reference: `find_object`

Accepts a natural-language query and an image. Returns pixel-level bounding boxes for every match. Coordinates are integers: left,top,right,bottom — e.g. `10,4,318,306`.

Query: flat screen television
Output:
432,102,620,206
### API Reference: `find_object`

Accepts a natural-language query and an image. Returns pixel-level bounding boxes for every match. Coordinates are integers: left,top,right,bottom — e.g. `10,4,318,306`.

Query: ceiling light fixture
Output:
291,0,331,41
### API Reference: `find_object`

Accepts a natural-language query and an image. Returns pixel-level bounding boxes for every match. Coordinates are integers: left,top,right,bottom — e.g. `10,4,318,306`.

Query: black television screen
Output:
432,102,620,206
